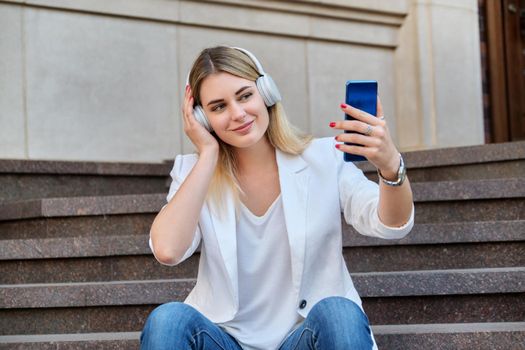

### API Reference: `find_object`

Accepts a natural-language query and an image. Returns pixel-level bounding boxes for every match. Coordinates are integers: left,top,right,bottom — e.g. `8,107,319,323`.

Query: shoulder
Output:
301,137,339,165
169,153,199,180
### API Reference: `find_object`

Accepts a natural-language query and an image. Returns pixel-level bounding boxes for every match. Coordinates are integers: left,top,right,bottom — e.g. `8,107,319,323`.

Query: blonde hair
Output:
188,46,312,207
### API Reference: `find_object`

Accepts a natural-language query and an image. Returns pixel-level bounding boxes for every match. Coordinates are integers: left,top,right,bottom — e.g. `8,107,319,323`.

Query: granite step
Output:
2,220,523,283
373,322,525,350
0,159,171,202
3,269,523,308
359,140,525,182
1,322,524,350
3,241,522,284
0,332,140,350
1,268,523,334
3,220,523,260
2,293,523,335
2,140,522,202
0,177,523,236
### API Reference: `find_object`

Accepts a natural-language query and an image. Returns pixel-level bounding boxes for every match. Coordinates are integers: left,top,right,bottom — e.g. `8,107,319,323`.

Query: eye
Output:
239,92,252,101
211,103,225,112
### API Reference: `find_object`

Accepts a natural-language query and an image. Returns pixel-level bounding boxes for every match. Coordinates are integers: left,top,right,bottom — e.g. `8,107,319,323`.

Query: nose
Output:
230,101,246,121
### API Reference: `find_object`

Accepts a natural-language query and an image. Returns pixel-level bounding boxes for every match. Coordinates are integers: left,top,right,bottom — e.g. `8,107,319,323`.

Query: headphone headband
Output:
185,47,265,86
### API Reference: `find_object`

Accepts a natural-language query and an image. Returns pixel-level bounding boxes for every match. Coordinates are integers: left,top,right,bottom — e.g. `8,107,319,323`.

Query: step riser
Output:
0,256,199,284
363,160,525,183
1,294,523,335
1,331,524,350
344,242,525,273
3,242,524,284
375,331,525,350
415,199,525,223
0,175,167,203
1,198,523,239
0,305,153,336
0,215,155,240
364,293,525,325
0,340,139,350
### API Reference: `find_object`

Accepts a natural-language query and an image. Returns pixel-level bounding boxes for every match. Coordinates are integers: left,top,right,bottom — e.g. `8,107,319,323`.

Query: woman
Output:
141,46,414,350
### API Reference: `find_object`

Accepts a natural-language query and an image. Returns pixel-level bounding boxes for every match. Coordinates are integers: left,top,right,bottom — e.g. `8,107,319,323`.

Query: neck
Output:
234,136,276,175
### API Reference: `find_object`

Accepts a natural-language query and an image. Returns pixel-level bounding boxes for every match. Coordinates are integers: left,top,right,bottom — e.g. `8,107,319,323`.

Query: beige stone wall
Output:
0,0,483,162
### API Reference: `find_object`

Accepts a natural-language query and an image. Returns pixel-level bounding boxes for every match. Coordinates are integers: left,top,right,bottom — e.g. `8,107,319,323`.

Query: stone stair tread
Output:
0,332,140,343
3,220,524,260
0,324,523,350
372,321,525,334
0,194,165,221
2,268,523,308
410,177,525,201
0,159,170,176
0,235,150,260
352,266,525,297
1,177,524,221
1,322,522,341
344,220,525,246
358,140,525,171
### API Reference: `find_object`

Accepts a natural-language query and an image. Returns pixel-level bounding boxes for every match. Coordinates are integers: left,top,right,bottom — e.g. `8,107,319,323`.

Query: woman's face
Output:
199,72,270,149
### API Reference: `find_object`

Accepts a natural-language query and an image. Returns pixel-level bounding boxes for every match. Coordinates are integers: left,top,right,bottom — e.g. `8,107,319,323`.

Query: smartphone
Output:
344,80,378,162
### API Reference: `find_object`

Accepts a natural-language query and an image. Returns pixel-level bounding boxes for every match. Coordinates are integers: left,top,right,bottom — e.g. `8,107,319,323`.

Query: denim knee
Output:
305,297,373,348
141,302,199,345
308,297,371,333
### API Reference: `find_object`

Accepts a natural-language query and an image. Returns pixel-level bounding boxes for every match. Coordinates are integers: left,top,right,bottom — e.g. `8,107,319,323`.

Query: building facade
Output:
0,0,484,162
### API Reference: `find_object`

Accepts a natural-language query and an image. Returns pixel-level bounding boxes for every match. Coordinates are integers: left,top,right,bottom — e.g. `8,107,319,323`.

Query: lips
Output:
232,120,254,132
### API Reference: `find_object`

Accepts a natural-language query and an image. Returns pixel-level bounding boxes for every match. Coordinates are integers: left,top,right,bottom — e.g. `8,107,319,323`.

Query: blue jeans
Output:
140,296,373,349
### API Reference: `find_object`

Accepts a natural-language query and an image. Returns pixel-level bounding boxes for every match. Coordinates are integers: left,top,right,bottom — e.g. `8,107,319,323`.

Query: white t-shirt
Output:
219,194,303,350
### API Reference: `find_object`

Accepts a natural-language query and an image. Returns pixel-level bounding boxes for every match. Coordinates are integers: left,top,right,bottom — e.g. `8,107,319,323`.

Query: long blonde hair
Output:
188,46,312,207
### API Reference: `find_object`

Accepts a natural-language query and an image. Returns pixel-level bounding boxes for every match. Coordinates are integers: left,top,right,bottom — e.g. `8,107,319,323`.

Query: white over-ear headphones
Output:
186,47,282,132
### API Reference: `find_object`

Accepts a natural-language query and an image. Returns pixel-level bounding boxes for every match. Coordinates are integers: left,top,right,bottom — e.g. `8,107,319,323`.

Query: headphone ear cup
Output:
193,105,212,132
256,74,282,107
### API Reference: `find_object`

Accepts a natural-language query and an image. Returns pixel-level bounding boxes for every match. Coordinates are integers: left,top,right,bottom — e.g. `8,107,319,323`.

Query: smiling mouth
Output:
232,120,254,131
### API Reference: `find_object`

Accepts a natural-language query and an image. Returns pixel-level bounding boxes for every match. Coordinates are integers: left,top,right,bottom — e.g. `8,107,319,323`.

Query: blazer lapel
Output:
276,149,310,294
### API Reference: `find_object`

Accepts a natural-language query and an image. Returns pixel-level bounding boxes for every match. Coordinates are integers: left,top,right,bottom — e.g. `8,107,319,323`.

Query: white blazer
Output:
151,137,414,349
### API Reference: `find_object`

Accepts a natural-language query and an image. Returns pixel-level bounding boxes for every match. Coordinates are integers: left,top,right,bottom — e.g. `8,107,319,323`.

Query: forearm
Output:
377,176,413,227
150,150,218,264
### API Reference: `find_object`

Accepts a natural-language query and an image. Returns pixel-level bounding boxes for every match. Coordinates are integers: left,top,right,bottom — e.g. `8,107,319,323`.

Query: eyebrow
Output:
206,86,252,107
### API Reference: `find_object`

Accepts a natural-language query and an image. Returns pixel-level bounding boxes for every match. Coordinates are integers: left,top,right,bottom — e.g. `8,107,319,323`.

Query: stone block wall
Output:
0,0,484,162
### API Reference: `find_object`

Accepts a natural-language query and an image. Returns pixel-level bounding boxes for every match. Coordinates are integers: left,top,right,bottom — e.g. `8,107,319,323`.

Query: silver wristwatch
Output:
377,154,406,187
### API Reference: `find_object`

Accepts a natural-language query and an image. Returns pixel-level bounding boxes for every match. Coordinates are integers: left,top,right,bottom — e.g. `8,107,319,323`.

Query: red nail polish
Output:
335,144,340,149
340,103,347,109
329,122,336,127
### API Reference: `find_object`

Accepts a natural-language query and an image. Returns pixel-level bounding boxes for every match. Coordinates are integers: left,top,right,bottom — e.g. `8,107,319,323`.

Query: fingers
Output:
332,96,395,167
339,103,384,127
330,119,385,136
335,132,381,148
376,96,384,119
182,85,196,125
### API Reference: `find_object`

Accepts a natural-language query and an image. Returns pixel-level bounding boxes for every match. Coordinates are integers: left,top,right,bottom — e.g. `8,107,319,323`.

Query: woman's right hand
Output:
182,85,219,155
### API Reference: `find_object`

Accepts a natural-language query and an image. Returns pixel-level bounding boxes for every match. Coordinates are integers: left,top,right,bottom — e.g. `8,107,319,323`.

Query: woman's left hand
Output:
331,97,400,178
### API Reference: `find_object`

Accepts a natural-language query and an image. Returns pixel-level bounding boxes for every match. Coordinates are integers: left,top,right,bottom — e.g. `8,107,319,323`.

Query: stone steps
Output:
0,177,522,236
359,140,525,182
1,141,524,348
2,240,522,283
1,268,523,335
1,323,524,350
0,159,171,202
2,219,524,284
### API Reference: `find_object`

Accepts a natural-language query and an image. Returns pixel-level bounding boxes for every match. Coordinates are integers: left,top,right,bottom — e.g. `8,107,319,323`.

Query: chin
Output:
221,131,267,149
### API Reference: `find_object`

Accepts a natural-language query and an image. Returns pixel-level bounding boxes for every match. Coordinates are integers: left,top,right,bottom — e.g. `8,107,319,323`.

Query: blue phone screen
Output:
344,80,378,162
